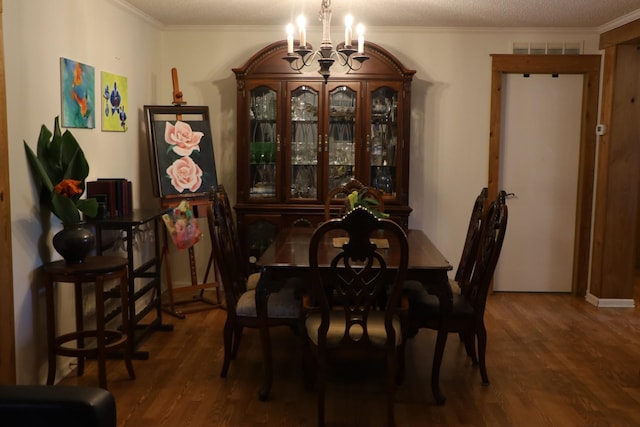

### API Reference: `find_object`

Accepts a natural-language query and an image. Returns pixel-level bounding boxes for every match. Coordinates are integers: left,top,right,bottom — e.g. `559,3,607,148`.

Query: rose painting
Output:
146,107,218,198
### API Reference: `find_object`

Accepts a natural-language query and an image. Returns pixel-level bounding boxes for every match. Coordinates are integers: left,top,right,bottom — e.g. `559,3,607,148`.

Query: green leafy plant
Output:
24,117,98,224
345,189,389,218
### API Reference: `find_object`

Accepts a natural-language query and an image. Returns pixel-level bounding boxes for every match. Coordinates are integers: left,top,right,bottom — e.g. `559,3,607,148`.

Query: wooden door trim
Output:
0,0,16,383
488,54,601,296
589,40,640,300
599,19,640,49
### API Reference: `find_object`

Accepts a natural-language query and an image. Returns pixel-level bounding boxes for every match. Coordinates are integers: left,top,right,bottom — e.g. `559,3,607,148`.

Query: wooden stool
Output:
43,256,136,389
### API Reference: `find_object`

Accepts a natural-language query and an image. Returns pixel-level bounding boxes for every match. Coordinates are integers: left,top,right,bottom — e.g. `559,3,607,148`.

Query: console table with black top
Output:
89,208,173,359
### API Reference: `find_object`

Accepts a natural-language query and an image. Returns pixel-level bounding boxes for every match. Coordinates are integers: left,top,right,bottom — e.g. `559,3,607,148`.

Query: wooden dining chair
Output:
324,178,384,220
207,186,302,401
303,206,409,427
213,184,261,291
450,187,488,295
403,191,508,395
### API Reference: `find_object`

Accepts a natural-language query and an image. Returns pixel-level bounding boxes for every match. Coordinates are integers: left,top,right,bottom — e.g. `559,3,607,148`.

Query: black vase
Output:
52,222,95,264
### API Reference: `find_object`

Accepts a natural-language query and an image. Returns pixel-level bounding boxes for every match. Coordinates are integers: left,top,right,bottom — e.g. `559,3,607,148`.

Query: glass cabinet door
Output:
289,85,319,201
327,85,358,193
249,85,278,199
368,85,399,197
246,217,280,263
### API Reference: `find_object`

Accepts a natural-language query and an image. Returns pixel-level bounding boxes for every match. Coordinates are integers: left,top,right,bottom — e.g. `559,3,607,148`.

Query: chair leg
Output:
317,356,326,427
431,329,448,405
387,351,396,427
231,325,243,359
396,342,406,385
220,319,234,378
476,322,490,386
257,320,273,401
462,329,478,365
302,340,316,390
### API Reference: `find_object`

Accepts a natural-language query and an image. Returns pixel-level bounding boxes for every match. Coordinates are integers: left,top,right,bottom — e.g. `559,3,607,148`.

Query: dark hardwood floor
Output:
58,290,640,426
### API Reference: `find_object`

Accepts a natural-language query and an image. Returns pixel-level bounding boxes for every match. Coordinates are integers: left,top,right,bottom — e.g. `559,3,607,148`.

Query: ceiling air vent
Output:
512,42,583,55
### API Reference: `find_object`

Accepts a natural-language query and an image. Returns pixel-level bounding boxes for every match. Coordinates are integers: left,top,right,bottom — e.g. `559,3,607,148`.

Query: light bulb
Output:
344,14,354,46
286,24,294,53
297,15,307,47
356,24,365,53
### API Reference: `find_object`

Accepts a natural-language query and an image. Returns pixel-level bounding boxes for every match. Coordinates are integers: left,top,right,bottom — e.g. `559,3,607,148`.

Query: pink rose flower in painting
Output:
166,156,203,193
164,120,204,156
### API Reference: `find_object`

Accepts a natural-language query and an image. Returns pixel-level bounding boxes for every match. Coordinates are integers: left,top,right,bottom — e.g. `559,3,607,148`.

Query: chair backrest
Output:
455,187,489,284
461,191,508,313
324,179,384,220
309,206,409,349
210,184,253,278
207,186,246,314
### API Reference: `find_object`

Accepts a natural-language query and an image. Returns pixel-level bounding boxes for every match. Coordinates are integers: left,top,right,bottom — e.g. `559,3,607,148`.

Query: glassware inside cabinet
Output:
249,87,277,199
290,86,319,200
369,87,398,196
328,86,356,191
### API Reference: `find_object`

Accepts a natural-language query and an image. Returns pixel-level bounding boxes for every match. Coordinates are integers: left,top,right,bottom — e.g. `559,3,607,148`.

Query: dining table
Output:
255,225,453,404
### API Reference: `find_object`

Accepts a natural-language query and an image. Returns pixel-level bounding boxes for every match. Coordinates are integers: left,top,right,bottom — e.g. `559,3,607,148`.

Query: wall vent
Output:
512,42,583,55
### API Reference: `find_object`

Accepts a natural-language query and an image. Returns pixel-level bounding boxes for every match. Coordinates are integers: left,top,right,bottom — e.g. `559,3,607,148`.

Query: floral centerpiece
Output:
345,189,389,218
24,117,98,263
24,117,98,224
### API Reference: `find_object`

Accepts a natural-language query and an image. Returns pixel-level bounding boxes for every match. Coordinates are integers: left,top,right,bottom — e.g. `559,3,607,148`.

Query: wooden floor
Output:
58,291,640,427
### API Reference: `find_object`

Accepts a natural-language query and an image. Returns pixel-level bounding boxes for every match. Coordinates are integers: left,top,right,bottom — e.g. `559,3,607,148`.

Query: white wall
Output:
5,0,161,383
5,0,602,384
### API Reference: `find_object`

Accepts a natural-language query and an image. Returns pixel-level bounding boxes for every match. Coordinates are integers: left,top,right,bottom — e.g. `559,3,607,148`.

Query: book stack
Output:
86,179,132,218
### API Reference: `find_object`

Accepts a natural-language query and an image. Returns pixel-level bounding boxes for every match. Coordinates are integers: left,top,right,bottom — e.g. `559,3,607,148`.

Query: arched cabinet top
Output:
233,40,416,82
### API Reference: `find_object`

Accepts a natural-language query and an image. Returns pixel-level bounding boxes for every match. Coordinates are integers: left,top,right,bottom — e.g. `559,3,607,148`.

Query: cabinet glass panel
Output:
290,86,319,200
247,220,278,262
249,86,277,199
328,86,357,192
369,87,398,196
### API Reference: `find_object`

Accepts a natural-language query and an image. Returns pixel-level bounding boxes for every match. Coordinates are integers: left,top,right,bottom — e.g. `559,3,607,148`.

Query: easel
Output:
160,68,223,319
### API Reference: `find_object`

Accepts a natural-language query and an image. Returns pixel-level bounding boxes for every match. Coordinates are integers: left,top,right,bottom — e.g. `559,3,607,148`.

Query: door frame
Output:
488,54,601,296
590,20,640,301
0,0,16,383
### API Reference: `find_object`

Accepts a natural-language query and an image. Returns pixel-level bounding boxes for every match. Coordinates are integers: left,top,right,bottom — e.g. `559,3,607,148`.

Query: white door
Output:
494,74,583,292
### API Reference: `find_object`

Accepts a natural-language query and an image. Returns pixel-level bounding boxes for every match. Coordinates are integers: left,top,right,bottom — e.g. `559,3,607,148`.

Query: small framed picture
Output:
60,57,95,129
101,71,128,131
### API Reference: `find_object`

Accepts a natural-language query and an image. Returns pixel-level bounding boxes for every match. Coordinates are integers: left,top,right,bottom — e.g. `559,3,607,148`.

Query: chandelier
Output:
283,0,369,82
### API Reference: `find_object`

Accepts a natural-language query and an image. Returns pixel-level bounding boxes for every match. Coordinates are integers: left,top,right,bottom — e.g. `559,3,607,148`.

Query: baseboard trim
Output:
585,293,635,308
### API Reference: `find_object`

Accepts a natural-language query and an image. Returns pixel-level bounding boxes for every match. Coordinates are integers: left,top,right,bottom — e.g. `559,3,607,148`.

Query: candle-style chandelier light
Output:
283,0,369,82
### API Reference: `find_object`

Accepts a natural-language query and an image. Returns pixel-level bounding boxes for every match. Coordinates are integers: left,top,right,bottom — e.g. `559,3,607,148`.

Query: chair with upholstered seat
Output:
324,178,384,220
207,186,302,400
403,191,508,394
303,206,409,427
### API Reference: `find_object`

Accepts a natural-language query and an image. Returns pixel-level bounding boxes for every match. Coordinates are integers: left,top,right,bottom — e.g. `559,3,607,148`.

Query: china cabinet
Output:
233,40,415,261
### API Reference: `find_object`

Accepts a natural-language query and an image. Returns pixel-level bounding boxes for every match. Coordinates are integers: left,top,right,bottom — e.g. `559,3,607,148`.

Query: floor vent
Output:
512,42,583,55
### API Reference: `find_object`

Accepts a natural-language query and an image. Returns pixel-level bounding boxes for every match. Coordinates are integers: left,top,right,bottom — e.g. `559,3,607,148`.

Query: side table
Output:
43,256,136,389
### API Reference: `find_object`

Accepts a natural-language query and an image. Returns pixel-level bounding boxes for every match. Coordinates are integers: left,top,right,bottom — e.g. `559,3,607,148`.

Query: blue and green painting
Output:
60,57,95,129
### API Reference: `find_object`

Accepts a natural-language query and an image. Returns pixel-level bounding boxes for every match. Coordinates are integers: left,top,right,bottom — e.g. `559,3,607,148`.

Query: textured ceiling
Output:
118,0,640,28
